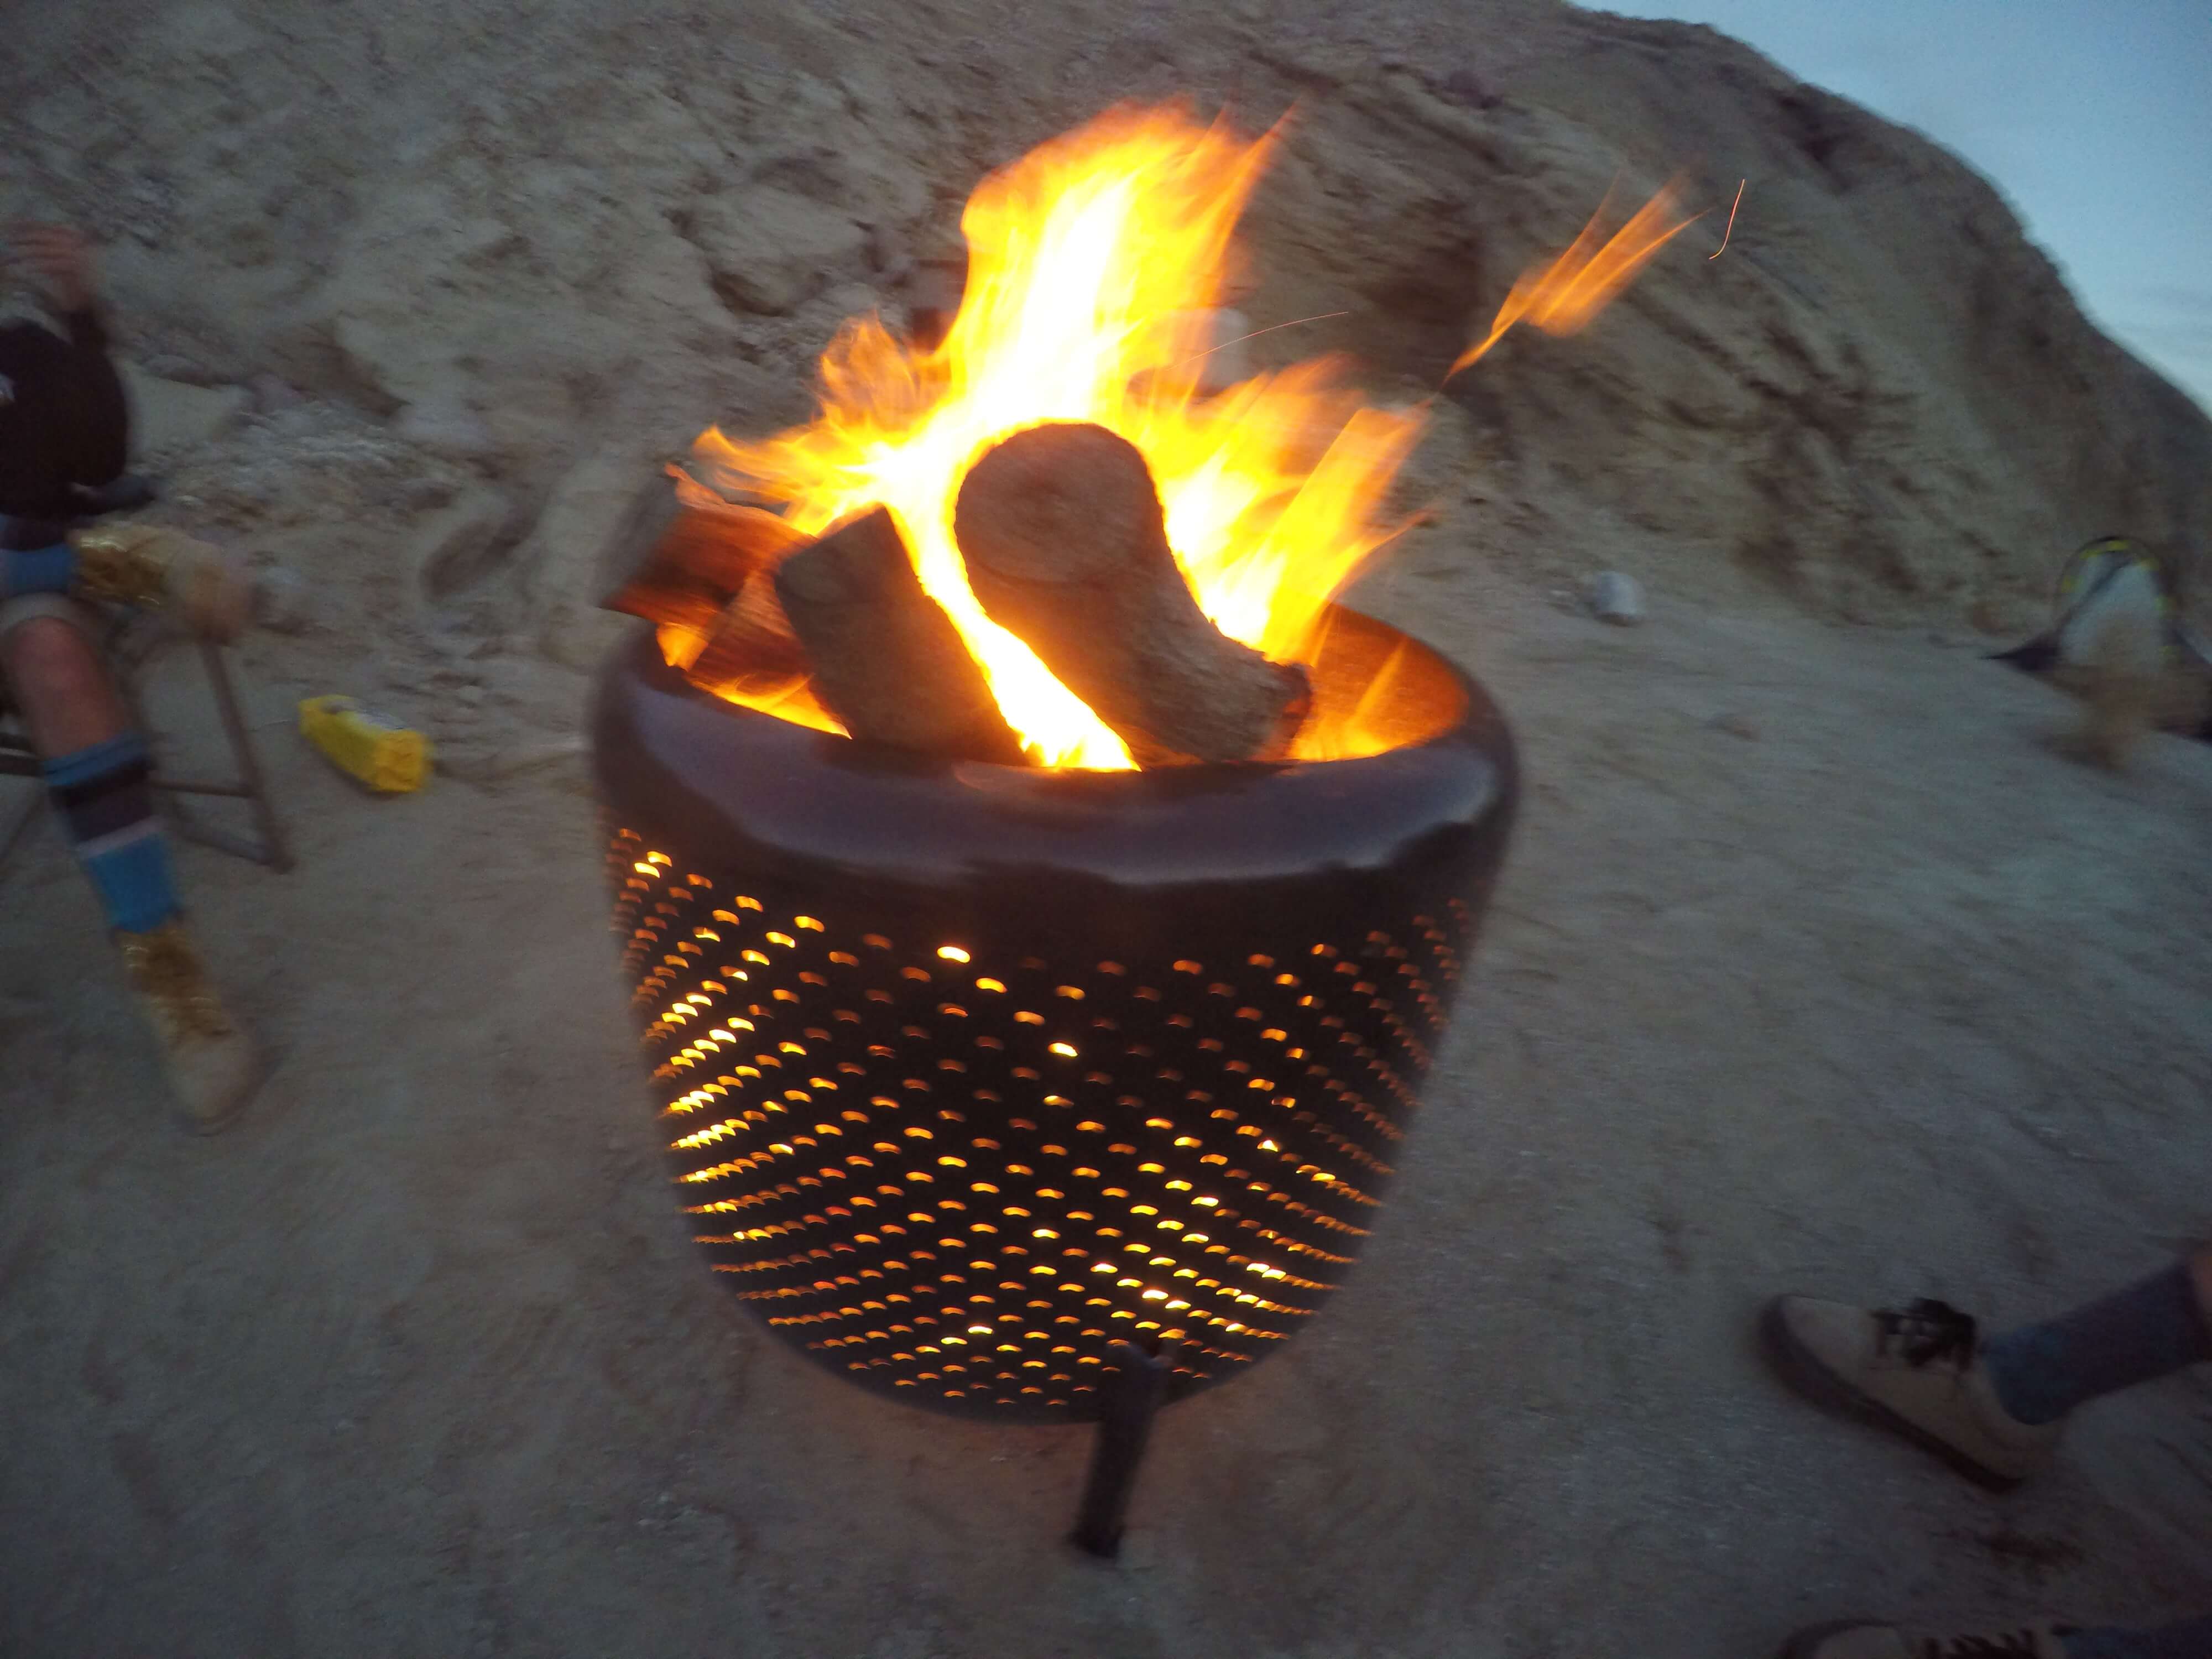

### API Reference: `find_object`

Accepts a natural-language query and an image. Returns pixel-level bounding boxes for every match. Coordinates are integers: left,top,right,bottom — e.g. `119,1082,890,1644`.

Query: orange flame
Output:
1448,176,1702,377
686,108,1691,768
692,105,1423,768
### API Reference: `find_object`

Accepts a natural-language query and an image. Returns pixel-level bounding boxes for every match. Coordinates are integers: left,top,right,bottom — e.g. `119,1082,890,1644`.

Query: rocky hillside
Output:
4,0,2205,660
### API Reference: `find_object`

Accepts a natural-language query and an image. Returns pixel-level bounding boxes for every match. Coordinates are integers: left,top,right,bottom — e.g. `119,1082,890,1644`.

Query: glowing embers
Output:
604,822,1470,1420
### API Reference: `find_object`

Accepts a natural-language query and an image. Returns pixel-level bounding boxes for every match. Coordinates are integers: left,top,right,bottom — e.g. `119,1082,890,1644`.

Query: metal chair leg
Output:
191,637,291,872
111,617,293,874
0,621,294,884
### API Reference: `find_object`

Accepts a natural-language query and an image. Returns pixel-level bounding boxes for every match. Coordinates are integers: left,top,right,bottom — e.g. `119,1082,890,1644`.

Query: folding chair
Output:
0,615,291,878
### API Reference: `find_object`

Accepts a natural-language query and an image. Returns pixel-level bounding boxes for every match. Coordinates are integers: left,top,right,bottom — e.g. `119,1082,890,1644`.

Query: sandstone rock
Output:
394,397,500,461
412,488,516,600
324,315,421,415
253,566,314,635
690,187,869,317
1584,570,1645,626
517,444,668,671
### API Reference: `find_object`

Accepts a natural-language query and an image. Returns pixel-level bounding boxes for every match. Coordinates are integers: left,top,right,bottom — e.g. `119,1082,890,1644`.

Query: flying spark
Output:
1191,311,1353,359
1710,179,1745,260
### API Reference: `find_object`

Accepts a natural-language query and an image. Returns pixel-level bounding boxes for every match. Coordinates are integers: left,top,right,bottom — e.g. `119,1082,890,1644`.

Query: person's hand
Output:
7,222,99,314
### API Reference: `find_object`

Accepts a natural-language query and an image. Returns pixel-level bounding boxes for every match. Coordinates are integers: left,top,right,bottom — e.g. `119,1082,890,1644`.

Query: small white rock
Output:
1584,570,1644,627
253,566,314,634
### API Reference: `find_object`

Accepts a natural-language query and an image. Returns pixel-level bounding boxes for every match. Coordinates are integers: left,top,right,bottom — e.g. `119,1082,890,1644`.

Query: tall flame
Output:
693,105,1423,769
688,106,1693,768
1448,175,1703,377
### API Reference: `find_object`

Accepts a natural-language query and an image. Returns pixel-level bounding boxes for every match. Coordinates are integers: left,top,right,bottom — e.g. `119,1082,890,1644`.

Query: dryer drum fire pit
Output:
590,102,1545,1554
594,609,1515,1548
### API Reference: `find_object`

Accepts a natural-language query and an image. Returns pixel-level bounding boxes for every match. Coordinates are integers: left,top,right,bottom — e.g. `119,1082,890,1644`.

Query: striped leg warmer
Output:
40,733,180,933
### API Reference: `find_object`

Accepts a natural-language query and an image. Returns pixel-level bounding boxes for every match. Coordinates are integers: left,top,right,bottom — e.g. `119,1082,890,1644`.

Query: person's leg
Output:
2,610,129,747
1,611,177,930
0,603,257,1131
1980,1246,2212,1425
1764,1246,2212,1488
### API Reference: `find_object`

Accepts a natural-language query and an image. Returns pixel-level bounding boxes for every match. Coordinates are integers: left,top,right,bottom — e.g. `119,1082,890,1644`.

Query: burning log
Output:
686,569,808,695
773,508,1027,764
597,471,808,634
953,422,1309,765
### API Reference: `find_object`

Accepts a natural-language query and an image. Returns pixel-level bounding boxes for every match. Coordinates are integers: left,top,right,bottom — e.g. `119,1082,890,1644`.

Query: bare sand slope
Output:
4,0,2208,646
3,549,2207,1657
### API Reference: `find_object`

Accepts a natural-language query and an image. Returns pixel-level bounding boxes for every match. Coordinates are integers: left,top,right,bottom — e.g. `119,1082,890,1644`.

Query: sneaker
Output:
114,917,260,1134
1761,1295,2060,1489
1780,1619,2071,1659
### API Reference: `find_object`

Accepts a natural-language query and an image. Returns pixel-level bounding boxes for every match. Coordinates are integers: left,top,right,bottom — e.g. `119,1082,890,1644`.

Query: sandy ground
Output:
2,546,2208,1657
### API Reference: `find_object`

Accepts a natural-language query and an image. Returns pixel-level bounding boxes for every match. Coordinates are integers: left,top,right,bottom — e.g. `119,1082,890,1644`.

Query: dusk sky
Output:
1594,1,2212,413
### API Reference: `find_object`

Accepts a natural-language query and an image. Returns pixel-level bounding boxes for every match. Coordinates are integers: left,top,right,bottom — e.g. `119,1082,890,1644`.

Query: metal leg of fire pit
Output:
1070,1338,1174,1560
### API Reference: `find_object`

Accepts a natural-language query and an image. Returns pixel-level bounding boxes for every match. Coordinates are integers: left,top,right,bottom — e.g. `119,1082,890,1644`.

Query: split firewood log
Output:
597,470,810,634
685,568,810,694
773,507,1027,764
952,421,1309,764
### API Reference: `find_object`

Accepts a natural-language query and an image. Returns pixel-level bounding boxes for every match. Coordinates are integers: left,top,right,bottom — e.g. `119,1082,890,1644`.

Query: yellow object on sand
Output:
298,696,430,793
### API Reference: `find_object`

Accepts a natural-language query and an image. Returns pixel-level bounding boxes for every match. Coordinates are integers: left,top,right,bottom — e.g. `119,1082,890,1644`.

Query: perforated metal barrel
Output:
593,607,1517,1423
